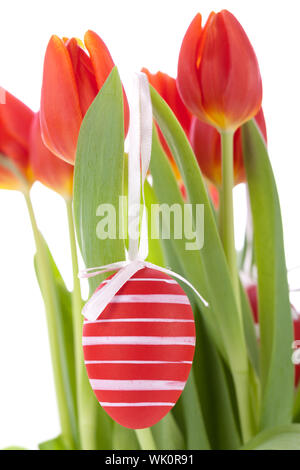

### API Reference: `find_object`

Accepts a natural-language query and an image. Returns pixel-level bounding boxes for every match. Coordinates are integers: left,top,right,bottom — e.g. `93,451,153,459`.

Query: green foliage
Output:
242,120,294,430
242,424,300,450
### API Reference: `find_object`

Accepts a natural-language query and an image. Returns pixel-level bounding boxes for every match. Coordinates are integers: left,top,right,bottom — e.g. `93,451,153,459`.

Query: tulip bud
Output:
190,108,267,187
177,11,262,131
0,90,34,190
41,31,129,164
30,113,73,198
246,283,300,387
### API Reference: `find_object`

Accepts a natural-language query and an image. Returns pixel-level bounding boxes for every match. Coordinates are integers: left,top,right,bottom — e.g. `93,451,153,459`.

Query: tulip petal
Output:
30,113,73,197
84,30,115,90
0,90,33,189
66,38,98,116
143,68,192,136
0,128,28,190
177,14,209,122
0,90,33,150
199,10,262,129
84,30,129,135
40,35,83,164
190,116,222,186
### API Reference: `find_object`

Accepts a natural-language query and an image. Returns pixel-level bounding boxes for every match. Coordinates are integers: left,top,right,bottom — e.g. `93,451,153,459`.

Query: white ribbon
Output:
79,72,208,321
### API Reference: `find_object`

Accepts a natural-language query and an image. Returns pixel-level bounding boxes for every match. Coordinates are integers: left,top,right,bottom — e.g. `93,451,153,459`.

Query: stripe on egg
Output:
85,362,191,381
83,344,195,362
83,321,195,337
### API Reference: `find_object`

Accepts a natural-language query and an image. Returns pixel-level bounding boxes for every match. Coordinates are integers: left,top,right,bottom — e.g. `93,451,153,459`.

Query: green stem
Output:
23,189,77,449
66,200,83,377
219,131,241,308
66,198,101,450
135,429,157,450
219,130,253,443
65,199,85,447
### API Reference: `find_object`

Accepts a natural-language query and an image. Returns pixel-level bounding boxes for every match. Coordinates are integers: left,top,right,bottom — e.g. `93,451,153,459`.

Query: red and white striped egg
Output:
82,267,195,429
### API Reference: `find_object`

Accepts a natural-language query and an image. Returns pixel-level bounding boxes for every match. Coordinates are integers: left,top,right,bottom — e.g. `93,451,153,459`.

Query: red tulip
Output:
177,11,262,131
0,90,34,190
246,283,300,387
30,113,73,198
142,69,192,178
190,108,267,187
41,31,129,164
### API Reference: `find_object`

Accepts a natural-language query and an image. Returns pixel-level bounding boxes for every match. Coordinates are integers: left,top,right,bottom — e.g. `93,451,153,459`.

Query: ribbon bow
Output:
79,73,208,321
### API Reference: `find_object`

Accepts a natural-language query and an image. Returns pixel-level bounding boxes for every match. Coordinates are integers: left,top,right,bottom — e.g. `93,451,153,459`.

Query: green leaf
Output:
241,424,300,450
74,66,125,293
193,308,242,449
34,236,78,449
178,372,211,450
73,67,126,449
152,412,185,450
242,120,294,430
112,424,140,450
144,179,165,266
38,435,68,450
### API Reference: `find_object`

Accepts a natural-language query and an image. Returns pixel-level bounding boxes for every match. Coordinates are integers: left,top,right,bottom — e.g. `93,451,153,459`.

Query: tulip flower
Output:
30,113,73,198
0,90,34,190
142,68,192,180
246,283,300,387
41,31,129,164
177,10,262,131
190,108,267,187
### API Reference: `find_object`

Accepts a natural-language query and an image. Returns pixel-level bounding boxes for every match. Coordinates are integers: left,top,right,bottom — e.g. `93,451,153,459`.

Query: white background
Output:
0,0,299,449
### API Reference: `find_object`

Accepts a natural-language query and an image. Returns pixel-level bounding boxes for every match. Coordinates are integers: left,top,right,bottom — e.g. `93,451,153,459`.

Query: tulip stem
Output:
65,198,85,447
135,428,157,450
66,199,101,450
219,130,253,443
219,130,241,308
23,189,77,449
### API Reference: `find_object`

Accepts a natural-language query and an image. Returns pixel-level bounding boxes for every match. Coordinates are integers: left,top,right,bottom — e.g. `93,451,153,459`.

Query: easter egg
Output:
82,267,195,429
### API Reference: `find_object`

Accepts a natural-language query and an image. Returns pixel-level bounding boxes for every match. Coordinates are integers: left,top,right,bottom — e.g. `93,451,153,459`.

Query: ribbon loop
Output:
128,73,153,262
